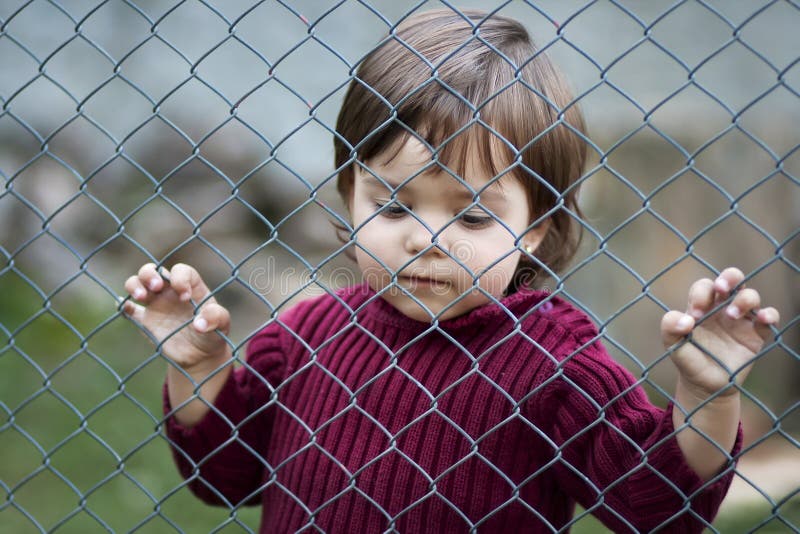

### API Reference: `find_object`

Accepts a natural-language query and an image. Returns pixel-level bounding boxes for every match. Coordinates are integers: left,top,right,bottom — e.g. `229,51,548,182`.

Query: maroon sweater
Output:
164,282,740,533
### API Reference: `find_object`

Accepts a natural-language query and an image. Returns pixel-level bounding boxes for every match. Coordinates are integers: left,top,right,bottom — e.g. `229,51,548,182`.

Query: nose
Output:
404,215,449,257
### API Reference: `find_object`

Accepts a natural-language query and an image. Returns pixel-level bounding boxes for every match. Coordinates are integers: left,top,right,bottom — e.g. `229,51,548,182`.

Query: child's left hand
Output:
660,267,780,399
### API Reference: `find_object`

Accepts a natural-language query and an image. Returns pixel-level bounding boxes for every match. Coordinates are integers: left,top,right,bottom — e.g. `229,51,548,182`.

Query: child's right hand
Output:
123,263,231,371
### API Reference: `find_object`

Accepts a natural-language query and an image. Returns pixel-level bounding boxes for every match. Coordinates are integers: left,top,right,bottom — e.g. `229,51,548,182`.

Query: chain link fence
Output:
1,0,798,532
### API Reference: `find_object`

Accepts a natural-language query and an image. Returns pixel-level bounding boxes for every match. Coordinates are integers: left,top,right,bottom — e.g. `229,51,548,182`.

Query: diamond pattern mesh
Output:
1,1,798,532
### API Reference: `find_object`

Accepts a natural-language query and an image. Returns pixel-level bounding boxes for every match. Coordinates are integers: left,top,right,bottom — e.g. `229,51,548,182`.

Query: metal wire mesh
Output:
1,0,798,532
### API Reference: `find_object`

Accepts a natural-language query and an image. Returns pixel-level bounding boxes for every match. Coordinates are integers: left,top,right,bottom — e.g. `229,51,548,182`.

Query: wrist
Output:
675,376,741,414
672,389,741,481
169,347,233,384
675,374,741,404
166,349,233,429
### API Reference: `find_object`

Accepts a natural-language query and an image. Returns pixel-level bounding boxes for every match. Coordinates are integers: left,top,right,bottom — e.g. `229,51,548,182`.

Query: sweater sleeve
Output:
540,334,741,533
162,313,291,508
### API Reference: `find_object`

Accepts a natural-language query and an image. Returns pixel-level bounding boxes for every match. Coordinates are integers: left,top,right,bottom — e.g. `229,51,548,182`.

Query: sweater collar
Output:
351,281,549,333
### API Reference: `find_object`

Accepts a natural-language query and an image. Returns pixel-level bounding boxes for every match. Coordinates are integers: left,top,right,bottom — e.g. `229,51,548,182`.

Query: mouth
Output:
398,275,449,287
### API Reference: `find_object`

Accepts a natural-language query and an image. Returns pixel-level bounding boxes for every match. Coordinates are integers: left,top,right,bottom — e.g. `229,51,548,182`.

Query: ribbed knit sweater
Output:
164,282,740,533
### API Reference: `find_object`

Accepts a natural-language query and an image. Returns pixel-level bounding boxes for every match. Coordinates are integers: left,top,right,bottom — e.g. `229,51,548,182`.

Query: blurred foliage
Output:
0,271,261,532
570,500,800,534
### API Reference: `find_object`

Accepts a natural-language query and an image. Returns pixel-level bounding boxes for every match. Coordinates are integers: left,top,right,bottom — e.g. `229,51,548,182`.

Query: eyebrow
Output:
360,173,404,189
359,173,506,202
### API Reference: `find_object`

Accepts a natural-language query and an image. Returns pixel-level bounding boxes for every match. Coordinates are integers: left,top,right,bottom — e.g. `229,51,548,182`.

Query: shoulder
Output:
519,292,641,391
525,293,646,407
518,291,603,359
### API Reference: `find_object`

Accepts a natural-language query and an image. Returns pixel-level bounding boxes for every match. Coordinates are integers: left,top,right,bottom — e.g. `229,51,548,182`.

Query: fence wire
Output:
1,0,799,533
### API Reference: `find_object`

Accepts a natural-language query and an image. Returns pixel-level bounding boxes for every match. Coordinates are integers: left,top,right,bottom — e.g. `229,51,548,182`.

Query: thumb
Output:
191,302,231,336
661,310,695,348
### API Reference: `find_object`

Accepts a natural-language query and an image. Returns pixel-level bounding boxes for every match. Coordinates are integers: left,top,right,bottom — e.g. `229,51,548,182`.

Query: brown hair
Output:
332,8,587,292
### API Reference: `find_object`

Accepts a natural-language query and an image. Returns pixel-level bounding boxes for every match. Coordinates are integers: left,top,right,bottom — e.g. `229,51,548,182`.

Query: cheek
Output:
355,242,397,294
480,250,521,294
355,216,391,248
456,231,520,291
354,221,394,270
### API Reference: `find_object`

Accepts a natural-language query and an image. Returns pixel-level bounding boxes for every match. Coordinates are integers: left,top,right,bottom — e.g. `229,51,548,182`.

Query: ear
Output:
521,217,551,255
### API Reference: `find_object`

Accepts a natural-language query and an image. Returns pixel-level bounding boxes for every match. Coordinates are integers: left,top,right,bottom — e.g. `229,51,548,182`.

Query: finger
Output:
193,302,231,335
138,263,165,293
725,288,761,320
686,278,715,319
124,275,151,303
755,307,780,342
713,267,745,299
755,306,780,325
661,310,695,347
121,299,146,324
170,263,211,303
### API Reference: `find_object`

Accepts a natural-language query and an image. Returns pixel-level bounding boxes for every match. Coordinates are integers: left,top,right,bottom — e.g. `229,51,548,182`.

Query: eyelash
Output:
374,202,406,217
460,214,494,229
373,202,494,229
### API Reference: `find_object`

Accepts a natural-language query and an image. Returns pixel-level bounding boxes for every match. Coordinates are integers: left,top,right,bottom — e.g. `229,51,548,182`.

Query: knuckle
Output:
167,264,182,277
741,288,760,302
172,264,198,286
173,265,191,283
687,281,713,305
166,264,183,281
723,266,744,279
138,263,156,277
662,310,679,323
690,278,713,292
211,303,228,319
173,263,195,278
205,304,229,326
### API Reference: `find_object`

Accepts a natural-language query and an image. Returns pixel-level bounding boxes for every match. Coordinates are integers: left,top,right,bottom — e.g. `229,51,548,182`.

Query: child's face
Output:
350,137,546,322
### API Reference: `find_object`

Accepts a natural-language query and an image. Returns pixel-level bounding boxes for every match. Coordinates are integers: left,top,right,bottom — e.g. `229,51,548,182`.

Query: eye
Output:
459,212,494,229
374,201,407,218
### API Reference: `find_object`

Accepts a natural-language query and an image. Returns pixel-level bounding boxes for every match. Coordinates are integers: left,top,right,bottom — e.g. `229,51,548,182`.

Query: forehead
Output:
358,136,514,198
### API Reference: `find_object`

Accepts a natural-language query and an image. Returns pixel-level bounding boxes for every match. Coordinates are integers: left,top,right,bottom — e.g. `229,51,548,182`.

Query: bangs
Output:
359,71,529,193
364,117,518,194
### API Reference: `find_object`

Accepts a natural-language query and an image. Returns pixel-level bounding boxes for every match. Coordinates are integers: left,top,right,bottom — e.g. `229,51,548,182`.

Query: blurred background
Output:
1,0,798,532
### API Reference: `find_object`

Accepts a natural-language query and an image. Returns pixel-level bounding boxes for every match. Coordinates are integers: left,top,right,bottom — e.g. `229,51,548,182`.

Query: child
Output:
123,9,779,533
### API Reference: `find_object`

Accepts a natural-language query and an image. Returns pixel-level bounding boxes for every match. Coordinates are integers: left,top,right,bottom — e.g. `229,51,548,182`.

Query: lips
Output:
399,275,447,286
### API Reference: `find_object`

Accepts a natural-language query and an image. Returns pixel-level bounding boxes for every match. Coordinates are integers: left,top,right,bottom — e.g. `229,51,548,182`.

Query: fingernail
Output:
149,279,159,291
193,317,208,332
689,306,703,319
180,291,191,302
726,304,741,319
677,315,694,329
133,288,146,300
715,278,730,292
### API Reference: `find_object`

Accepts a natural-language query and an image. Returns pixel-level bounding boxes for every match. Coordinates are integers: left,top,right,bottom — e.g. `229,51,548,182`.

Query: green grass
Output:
0,271,260,532
1,271,797,532
712,500,800,534
569,499,800,533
